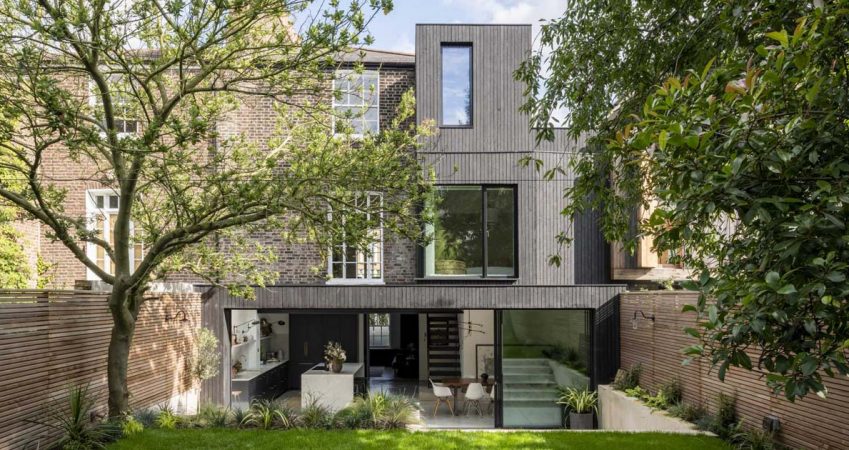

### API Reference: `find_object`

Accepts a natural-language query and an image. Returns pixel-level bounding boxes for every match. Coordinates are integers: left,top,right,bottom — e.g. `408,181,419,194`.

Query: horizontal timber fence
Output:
620,291,849,450
0,290,202,449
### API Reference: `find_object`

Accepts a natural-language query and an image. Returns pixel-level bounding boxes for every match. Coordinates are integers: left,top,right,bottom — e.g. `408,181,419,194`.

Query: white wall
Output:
460,310,495,378
257,312,289,360
231,309,260,369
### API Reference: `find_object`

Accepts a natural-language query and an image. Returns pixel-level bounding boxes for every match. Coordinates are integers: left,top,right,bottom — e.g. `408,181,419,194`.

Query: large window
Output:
441,44,472,127
501,310,591,428
85,190,143,279
328,193,384,283
332,70,379,135
424,186,515,278
368,313,390,348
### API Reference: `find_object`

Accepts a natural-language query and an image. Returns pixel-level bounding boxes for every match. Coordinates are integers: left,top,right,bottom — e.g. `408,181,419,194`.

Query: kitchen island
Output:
301,362,363,412
231,359,289,407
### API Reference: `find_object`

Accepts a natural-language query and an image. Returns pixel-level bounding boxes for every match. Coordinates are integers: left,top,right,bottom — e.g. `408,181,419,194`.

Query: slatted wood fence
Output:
0,290,201,450
621,291,849,449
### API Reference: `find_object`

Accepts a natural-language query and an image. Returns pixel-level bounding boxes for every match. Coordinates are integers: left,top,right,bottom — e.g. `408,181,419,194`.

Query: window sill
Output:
415,276,519,283
438,125,473,129
325,279,386,286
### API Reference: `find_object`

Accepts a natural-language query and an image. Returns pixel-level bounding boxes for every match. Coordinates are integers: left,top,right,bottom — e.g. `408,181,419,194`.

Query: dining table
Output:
439,377,495,415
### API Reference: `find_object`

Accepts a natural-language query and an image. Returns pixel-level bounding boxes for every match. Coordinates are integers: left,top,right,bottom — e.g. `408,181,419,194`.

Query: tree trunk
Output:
107,287,138,418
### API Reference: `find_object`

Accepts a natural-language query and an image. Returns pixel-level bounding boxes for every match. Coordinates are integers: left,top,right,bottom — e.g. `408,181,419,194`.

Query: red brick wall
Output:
38,66,417,287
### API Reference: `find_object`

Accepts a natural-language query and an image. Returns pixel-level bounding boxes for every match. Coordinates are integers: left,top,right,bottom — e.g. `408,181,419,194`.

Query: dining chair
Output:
430,378,454,416
464,382,485,416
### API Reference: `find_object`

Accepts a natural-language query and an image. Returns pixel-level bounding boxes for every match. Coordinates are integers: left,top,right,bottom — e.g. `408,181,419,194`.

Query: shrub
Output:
732,424,779,450
556,387,598,414
300,398,333,429
623,386,649,399
39,385,110,450
710,393,738,439
155,406,179,430
542,345,586,373
243,399,279,430
231,407,248,428
667,401,706,422
335,392,419,429
657,379,682,404
612,365,642,391
643,390,672,410
275,404,299,429
121,417,144,436
131,408,157,428
379,395,419,429
197,404,230,428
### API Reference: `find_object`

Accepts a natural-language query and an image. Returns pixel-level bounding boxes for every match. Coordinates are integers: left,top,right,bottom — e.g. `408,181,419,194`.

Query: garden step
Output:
503,388,561,401
502,374,555,383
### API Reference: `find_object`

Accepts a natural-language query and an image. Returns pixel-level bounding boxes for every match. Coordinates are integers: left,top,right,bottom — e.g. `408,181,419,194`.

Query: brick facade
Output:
31,62,417,288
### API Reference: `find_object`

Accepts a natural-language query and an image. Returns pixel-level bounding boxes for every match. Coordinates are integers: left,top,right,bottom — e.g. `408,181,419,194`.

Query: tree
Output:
189,327,220,412
516,1,849,400
0,0,433,416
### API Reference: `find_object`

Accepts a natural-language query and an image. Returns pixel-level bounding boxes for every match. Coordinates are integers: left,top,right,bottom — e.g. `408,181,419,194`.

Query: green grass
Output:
109,429,731,449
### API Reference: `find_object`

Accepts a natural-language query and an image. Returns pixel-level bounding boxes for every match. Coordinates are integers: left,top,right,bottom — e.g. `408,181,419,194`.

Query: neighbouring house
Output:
21,24,686,429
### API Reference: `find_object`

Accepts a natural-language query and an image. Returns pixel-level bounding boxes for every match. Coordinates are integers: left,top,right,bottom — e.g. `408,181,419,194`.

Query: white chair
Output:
430,378,454,416
464,382,485,416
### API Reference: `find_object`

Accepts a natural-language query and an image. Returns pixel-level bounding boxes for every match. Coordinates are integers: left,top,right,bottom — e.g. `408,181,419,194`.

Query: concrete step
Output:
503,388,561,401
502,373,555,384
502,358,550,367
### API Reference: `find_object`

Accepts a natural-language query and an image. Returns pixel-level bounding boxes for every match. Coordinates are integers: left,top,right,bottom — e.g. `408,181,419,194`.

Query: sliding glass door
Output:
499,310,591,428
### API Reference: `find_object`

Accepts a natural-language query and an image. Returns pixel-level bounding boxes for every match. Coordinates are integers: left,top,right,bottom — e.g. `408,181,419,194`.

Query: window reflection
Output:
441,45,472,126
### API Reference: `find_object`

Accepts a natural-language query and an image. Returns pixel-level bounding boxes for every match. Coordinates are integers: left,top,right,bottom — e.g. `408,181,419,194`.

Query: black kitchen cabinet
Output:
231,361,289,403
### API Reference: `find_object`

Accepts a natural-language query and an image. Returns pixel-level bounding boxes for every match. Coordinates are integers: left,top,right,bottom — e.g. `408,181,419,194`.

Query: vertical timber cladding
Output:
620,291,849,450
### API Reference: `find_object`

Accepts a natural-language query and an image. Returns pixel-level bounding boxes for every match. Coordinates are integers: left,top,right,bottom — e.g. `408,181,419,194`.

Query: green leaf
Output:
826,271,846,283
658,130,668,150
766,30,789,48
765,271,781,287
777,284,796,295
684,327,700,338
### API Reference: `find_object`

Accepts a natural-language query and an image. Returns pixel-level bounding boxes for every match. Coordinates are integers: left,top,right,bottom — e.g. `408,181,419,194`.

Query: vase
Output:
330,360,344,373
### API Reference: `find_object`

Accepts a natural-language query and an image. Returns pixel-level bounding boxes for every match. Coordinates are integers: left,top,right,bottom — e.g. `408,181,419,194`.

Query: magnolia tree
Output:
0,0,434,416
516,1,849,400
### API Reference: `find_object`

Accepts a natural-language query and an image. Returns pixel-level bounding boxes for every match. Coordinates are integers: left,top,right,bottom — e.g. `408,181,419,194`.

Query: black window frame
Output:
420,184,518,279
439,43,473,129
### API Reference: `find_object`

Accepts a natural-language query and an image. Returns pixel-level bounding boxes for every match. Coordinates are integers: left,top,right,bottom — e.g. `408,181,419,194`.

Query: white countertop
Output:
232,359,288,381
303,362,363,376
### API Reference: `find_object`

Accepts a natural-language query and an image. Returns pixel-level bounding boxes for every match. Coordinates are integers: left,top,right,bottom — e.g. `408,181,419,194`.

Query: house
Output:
26,24,685,429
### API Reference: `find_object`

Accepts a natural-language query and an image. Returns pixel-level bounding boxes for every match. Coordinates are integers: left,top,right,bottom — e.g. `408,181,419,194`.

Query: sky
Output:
299,0,567,53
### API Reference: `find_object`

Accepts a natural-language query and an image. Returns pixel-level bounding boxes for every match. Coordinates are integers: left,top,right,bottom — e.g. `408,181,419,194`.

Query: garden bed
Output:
598,385,708,434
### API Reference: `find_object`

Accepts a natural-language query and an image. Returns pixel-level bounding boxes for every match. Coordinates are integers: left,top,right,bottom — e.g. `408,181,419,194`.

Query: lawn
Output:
110,429,730,449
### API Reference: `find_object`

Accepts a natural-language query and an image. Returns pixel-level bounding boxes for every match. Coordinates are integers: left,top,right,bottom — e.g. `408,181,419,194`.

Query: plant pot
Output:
330,360,344,373
569,411,594,430
436,259,466,275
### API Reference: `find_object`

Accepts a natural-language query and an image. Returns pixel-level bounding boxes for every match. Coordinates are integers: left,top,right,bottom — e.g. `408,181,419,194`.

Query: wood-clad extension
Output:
0,290,201,450
620,291,849,449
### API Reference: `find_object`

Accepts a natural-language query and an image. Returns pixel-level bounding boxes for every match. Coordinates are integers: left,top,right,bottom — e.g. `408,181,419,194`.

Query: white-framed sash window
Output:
327,192,384,284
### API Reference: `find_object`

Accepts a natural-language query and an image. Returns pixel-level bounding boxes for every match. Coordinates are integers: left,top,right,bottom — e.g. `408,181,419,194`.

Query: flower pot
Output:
569,411,594,430
436,259,466,275
330,360,344,373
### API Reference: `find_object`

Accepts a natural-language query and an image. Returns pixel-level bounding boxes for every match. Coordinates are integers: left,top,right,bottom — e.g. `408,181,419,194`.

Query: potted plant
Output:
434,227,466,274
324,341,346,373
557,387,597,430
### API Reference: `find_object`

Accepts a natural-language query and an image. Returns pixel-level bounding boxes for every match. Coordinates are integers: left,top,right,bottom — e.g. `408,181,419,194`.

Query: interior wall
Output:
230,309,260,369
460,310,495,378
257,312,289,360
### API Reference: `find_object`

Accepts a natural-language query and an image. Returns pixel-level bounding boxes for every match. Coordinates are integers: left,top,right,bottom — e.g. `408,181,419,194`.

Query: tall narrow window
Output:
89,73,139,136
424,186,516,278
441,44,472,127
328,193,384,283
85,190,143,280
333,70,379,135
368,313,390,348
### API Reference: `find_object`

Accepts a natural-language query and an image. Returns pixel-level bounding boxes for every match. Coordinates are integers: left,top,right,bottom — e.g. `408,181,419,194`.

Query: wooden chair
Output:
430,378,454,416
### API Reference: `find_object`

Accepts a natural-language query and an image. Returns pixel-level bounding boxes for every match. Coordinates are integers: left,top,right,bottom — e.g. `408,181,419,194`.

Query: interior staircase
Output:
426,313,461,381
501,358,562,426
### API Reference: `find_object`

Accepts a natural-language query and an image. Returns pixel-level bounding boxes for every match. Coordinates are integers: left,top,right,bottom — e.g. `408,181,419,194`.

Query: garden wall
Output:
621,291,849,449
0,289,202,449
